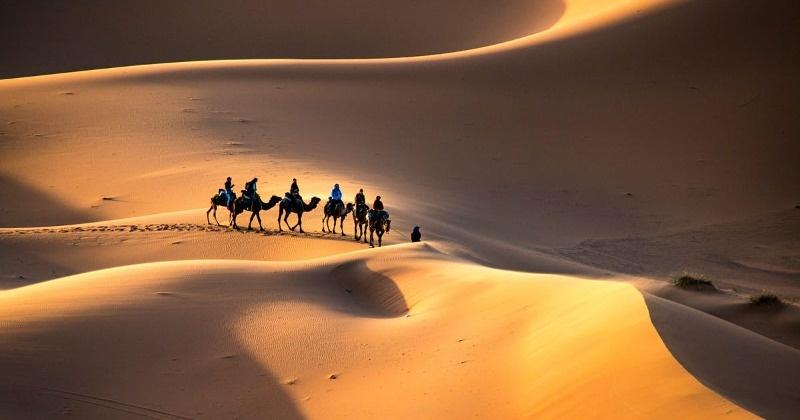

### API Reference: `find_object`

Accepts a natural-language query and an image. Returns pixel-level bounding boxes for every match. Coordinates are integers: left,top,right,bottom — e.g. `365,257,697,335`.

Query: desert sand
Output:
1,0,799,418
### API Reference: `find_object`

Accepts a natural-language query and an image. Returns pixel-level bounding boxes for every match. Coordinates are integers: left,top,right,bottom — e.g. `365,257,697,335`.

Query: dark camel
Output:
232,194,282,230
322,201,354,235
278,196,321,233
353,203,370,243
368,210,391,247
206,192,234,226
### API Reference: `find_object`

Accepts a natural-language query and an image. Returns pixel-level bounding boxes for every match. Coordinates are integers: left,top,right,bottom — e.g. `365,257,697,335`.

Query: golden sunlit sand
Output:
1,0,799,418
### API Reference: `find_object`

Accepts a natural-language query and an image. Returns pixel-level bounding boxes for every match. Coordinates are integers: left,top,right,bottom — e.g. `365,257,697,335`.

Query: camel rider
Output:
331,184,343,206
244,177,258,210
355,189,366,210
290,178,300,198
372,195,389,220
373,195,384,211
224,177,235,207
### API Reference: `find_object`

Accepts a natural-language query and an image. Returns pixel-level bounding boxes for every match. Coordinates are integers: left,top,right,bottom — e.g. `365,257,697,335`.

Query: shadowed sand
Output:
0,0,566,78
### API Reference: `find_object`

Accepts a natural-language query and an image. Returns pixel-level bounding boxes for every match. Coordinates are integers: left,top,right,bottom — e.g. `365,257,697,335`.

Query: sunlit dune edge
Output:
0,0,680,83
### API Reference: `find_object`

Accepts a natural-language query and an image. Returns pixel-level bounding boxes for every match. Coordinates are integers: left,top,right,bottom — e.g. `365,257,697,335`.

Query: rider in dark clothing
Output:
373,196,384,211
355,189,366,206
244,177,258,210
224,177,234,207
290,178,300,197
370,195,389,227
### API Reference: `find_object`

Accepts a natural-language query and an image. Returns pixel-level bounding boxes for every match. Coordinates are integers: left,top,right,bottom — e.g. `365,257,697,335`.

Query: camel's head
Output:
345,202,354,213
309,196,322,208
268,195,283,205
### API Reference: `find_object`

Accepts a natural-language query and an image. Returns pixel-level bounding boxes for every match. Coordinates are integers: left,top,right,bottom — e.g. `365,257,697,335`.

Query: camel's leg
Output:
278,208,284,231
378,230,383,247
296,213,304,233
369,228,374,247
339,217,345,236
232,212,239,230
256,211,263,231
332,216,337,234
248,211,256,230
284,211,292,231
206,204,214,225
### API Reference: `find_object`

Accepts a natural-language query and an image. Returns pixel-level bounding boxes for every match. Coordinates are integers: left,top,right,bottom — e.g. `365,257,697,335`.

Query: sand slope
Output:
0,245,753,419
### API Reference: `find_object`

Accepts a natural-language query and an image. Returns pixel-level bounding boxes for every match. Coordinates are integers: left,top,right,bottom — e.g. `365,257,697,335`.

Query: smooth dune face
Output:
1,0,799,418
0,0,567,78
0,246,751,419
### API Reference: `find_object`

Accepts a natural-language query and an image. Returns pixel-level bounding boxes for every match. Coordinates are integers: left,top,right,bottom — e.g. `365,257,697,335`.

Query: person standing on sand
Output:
411,226,421,242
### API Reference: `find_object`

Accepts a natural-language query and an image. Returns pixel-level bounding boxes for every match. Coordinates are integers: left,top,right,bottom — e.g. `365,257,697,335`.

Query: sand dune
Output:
0,245,757,418
0,0,568,78
2,0,799,417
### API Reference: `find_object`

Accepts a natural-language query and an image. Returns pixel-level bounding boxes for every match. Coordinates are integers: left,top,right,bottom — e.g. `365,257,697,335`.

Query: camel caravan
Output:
207,177,391,247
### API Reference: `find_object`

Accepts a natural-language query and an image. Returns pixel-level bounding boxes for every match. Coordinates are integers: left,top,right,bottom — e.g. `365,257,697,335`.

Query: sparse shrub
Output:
750,293,782,306
673,273,714,290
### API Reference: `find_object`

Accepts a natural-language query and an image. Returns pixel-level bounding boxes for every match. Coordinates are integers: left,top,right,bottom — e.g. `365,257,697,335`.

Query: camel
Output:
368,210,391,247
353,203,370,243
231,194,282,230
322,201,354,235
278,196,321,233
206,191,234,226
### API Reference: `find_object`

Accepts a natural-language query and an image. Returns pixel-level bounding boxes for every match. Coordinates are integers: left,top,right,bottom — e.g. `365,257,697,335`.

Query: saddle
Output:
368,209,388,224
284,193,303,208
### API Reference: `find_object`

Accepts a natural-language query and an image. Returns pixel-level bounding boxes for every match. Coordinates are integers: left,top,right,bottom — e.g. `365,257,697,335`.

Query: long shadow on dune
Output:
329,260,409,318
0,173,92,228
0,294,306,419
0,238,75,290
0,257,415,418
645,295,800,419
